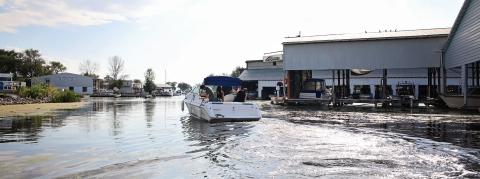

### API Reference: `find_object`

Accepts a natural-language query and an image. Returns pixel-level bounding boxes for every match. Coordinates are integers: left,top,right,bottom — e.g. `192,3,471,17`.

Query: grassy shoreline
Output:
0,102,86,118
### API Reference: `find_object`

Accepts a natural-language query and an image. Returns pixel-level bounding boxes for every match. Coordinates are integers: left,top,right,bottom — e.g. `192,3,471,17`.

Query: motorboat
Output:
298,79,331,100
390,81,419,108
158,89,174,97
183,76,262,122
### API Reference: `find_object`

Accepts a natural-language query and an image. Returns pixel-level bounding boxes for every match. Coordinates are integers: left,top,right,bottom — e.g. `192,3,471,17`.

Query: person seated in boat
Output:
200,85,215,101
216,86,224,102
233,88,246,102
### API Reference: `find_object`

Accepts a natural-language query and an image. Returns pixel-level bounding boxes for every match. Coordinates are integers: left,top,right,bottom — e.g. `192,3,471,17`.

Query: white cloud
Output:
0,0,184,32
0,0,464,84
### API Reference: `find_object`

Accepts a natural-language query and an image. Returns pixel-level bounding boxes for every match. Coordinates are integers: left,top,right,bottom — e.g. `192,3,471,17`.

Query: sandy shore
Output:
0,102,86,118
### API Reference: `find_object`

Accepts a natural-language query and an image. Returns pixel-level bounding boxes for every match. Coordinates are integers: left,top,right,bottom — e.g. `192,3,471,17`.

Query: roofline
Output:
245,60,263,63
263,51,283,55
35,72,93,79
443,0,470,51
283,28,450,45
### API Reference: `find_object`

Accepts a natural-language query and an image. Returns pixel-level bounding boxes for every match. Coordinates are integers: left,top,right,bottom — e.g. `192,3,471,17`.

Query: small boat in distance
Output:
113,93,121,98
183,76,262,122
158,89,174,96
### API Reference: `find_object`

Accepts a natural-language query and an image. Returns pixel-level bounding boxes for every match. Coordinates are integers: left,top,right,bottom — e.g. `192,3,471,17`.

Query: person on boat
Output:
200,85,215,101
216,86,224,102
234,88,246,102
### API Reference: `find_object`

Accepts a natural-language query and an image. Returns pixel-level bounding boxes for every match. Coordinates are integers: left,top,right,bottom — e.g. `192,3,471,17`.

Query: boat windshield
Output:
303,81,325,91
190,87,200,94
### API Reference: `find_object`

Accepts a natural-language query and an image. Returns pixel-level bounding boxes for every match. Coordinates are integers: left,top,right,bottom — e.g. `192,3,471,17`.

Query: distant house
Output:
119,80,134,94
32,73,93,95
133,81,143,93
0,73,26,92
92,78,103,93
156,84,173,90
154,84,174,96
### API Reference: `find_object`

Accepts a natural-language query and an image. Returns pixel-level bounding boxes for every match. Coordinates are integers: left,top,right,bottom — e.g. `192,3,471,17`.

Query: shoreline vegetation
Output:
0,84,82,105
0,101,86,118
0,84,85,117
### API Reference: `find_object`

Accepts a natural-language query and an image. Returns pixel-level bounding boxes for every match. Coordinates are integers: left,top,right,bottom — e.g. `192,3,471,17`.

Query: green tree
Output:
0,49,20,78
144,68,156,94
110,80,123,90
230,66,245,78
177,82,192,92
166,82,177,91
47,61,66,74
18,49,48,78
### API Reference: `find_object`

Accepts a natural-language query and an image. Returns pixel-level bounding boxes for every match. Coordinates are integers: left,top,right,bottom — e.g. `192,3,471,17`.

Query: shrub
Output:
17,84,81,103
51,90,81,103
16,84,59,99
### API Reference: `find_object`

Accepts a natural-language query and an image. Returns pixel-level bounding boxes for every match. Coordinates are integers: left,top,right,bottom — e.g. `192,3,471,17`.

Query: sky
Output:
0,0,464,84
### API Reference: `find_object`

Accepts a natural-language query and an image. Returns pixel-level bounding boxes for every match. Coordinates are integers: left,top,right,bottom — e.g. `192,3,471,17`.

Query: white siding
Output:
444,0,480,68
284,37,446,70
32,73,93,95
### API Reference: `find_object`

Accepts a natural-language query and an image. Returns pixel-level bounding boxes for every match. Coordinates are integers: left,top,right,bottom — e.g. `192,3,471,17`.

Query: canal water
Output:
0,97,479,178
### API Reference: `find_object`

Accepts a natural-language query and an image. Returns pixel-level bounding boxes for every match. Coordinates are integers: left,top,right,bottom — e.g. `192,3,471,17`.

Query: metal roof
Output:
239,69,284,81
283,28,451,45
0,73,13,78
36,73,93,79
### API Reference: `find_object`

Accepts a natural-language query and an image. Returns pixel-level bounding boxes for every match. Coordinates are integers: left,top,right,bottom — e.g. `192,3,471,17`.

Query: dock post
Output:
440,52,446,94
332,70,337,107
382,69,389,107
342,69,345,99
433,68,437,96
475,62,480,86
462,64,468,107
427,68,432,98
472,63,476,87
346,69,351,96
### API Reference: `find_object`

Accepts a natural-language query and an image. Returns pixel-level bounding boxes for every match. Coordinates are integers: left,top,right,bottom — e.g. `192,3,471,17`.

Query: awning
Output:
203,76,242,87
238,69,284,81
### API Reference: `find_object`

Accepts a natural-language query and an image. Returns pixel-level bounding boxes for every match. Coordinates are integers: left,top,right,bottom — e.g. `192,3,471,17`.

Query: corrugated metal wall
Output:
32,73,93,88
444,0,480,68
283,37,446,70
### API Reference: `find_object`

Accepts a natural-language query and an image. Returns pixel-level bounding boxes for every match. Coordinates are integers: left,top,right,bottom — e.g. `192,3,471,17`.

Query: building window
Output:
83,87,87,92
69,87,74,91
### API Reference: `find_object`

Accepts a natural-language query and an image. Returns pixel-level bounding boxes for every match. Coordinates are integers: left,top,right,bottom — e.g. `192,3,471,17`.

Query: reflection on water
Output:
0,97,479,178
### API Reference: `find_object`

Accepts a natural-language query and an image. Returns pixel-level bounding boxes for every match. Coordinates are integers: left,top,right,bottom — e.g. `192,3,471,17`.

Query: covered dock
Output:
282,28,460,107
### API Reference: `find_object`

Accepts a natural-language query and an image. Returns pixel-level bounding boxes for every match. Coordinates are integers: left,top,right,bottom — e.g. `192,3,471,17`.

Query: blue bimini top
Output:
203,76,242,87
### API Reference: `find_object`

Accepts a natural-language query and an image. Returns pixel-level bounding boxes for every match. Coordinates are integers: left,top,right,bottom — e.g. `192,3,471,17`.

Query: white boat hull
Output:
183,93,261,122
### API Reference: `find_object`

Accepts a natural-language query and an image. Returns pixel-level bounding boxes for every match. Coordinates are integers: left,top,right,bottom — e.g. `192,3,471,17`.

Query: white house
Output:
239,51,285,99
0,73,26,92
32,73,93,95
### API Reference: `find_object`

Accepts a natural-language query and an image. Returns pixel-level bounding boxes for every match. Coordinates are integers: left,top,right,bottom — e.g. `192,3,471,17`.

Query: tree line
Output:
0,49,66,80
0,48,195,92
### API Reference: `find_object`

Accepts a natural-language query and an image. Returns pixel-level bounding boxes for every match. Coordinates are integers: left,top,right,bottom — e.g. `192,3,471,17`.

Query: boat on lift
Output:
183,76,262,122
